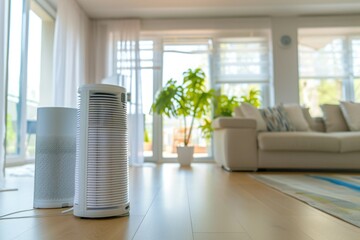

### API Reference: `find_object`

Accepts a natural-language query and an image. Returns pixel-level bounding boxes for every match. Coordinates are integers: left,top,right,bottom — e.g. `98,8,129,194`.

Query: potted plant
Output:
199,94,240,140
199,89,260,140
151,68,214,166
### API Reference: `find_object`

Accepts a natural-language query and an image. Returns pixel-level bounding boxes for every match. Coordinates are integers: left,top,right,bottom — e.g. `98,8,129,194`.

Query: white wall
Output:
140,15,360,106
141,17,271,32
271,17,299,104
298,15,360,28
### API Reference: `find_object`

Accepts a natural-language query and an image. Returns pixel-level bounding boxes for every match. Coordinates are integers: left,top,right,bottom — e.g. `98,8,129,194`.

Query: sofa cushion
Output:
340,101,360,131
234,106,245,118
282,104,311,131
240,103,267,131
260,106,295,132
321,104,349,132
300,108,326,132
258,132,340,152
328,132,360,153
311,117,326,132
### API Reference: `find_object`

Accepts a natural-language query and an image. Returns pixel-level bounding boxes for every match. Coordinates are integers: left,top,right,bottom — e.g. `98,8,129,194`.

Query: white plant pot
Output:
177,146,194,166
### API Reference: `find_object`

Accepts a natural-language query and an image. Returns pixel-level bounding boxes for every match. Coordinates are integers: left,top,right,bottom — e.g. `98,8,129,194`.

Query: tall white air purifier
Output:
34,107,77,208
74,84,129,218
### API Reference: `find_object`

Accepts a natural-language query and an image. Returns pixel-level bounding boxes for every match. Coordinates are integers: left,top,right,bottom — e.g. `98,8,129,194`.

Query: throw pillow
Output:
321,104,349,132
234,106,245,118
302,108,326,132
282,104,311,131
240,103,267,131
340,101,360,131
302,108,316,130
260,105,295,132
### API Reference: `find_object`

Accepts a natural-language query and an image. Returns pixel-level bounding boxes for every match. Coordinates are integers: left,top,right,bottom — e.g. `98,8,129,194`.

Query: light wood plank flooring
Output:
1,163,360,240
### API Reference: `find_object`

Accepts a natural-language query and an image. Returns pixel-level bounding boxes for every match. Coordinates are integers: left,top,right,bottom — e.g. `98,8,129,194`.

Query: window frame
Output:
5,0,55,166
298,31,360,116
212,34,272,108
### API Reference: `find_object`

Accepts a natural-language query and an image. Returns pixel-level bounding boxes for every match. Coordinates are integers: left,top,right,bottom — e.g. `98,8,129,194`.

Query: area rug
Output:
252,174,360,227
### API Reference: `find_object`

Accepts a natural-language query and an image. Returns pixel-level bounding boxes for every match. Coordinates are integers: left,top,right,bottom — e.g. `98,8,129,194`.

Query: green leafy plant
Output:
240,89,261,108
200,89,261,140
144,128,150,143
151,68,214,146
6,114,16,154
200,94,240,140
215,95,240,117
199,118,213,141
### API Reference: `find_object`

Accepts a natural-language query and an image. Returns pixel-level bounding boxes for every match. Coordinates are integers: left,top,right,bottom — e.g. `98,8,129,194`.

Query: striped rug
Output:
252,174,360,227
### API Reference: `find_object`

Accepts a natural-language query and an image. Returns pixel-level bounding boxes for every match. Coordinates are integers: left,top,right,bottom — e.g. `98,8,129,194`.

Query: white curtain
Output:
53,0,91,108
0,0,9,184
92,20,144,165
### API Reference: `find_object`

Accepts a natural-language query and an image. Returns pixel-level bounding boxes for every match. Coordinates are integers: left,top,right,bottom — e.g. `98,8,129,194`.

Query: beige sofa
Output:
212,117,360,171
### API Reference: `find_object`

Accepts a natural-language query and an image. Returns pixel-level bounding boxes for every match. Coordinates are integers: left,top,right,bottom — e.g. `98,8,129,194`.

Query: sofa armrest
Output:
213,117,258,171
212,117,257,129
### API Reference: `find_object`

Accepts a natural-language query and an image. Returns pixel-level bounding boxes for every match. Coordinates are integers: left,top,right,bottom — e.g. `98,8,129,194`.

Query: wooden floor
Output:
1,163,360,240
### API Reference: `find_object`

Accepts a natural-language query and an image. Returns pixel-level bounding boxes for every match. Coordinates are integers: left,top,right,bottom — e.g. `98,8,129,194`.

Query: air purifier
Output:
34,107,77,208
74,84,129,218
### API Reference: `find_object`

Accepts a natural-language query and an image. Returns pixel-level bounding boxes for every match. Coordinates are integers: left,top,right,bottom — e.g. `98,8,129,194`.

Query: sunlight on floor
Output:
5,164,35,178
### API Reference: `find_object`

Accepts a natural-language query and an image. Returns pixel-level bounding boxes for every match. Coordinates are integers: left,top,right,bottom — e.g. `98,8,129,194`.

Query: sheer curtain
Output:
53,0,91,108
92,20,144,165
0,0,9,184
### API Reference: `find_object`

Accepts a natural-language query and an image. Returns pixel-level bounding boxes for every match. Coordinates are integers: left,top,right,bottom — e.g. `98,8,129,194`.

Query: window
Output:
298,28,360,116
140,31,272,162
214,35,271,107
352,38,360,101
6,0,54,165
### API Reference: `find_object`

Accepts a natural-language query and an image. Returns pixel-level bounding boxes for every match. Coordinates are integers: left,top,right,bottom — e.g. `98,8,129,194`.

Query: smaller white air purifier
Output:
74,84,129,218
34,107,77,208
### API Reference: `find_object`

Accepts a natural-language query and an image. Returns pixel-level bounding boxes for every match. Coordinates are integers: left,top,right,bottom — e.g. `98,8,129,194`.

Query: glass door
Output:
6,0,54,165
162,40,212,159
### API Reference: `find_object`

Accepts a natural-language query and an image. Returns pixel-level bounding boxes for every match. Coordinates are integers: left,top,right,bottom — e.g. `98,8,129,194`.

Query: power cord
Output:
61,207,74,214
0,207,74,220
0,188,18,192
0,209,35,218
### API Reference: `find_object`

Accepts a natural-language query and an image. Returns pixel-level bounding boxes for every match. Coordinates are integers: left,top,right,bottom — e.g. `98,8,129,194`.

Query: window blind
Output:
351,38,360,77
299,37,347,78
214,37,270,83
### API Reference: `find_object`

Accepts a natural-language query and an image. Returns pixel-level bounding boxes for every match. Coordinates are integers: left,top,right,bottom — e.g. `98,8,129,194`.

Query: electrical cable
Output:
0,188,18,192
0,209,35,218
0,207,73,220
61,207,74,214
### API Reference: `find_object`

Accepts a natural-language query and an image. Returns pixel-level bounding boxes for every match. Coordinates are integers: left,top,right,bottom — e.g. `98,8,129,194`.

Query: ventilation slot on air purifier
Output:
86,92,128,209
74,84,129,218
74,97,81,206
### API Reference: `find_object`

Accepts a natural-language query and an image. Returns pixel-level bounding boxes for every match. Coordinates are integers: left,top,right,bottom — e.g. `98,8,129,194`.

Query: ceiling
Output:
46,0,360,18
